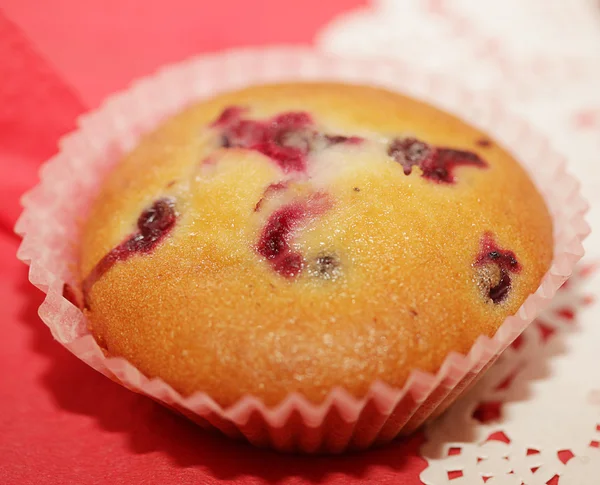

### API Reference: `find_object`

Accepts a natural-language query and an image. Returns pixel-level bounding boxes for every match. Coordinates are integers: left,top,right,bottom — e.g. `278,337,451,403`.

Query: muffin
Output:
79,82,553,408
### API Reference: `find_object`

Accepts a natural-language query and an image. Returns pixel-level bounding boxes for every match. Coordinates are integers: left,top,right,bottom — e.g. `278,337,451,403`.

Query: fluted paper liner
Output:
15,47,589,453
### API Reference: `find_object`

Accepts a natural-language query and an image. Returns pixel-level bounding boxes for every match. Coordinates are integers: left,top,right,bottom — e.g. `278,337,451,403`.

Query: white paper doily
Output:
318,0,600,97
440,0,600,65
317,0,600,482
420,264,600,485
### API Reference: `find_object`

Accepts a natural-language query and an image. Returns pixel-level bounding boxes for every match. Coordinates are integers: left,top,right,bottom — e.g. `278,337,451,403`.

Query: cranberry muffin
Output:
80,83,553,407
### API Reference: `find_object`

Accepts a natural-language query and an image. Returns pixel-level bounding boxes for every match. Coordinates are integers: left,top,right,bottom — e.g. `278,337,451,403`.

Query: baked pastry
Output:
79,83,553,407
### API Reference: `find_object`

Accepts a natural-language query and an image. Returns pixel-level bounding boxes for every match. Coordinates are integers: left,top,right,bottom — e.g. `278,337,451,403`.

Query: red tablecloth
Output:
0,2,427,483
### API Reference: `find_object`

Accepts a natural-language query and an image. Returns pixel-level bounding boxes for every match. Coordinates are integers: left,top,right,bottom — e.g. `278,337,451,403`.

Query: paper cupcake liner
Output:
15,46,589,453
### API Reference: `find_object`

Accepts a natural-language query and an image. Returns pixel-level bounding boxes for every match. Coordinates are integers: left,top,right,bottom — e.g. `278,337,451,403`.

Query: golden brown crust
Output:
80,83,553,406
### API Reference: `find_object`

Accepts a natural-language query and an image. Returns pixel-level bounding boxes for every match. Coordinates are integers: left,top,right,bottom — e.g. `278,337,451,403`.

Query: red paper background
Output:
0,1,427,483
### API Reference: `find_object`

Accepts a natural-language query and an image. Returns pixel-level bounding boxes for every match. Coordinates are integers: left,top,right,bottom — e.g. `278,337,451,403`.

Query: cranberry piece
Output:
310,254,341,280
213,107,314,173
139,198,176,235
253,141,307,173
316,255,336,270
122,198,176,253
83,198,177,305
388,137,487,184
475,233,521,273
258,204,304,261
430,148,486,183
474,232,521,304
212,107,364,174
388,138,434,175
488,272,512,304
273,253,305,279
256,194,331,278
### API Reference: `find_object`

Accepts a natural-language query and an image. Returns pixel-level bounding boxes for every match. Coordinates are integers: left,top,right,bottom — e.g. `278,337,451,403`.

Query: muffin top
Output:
80,83,552,407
